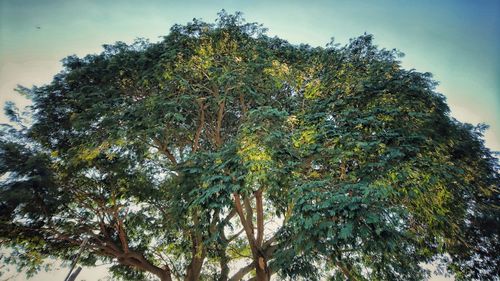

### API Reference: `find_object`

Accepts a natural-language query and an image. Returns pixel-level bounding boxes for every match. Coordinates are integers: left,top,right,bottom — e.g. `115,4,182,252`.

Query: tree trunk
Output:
254,253,270,281
185,256,204,281
218,248,230,281
158,271,173,281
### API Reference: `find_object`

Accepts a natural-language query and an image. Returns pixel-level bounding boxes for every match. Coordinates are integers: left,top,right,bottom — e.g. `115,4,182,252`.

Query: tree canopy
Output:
1,11,499,281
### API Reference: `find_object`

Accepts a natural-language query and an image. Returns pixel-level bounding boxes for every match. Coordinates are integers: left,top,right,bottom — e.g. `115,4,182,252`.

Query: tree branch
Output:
227,228,245,242
233,193,256,249
214,98,225,148
243,197,254,236
111,203,129,253
228,261,255,281
192,99,206,153
255,189,264,247
153,137,177,164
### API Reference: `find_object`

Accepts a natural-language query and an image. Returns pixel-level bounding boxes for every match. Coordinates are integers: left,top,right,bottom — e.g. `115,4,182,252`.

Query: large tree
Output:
1,11,498,281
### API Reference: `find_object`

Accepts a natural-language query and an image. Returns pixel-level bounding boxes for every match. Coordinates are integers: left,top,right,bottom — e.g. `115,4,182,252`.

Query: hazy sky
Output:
0,0,499,280
1,0,499,152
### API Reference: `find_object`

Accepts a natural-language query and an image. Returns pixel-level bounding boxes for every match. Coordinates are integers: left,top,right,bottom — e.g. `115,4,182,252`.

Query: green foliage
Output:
1,11,498,281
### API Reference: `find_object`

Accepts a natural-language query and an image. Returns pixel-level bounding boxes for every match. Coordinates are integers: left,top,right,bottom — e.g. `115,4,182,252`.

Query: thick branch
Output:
255,189,264,247
228,261,255,281
98,243,172,281
125,253,172,281
192,99,206,152
227,228,245,242
243,197,254,235
221,209,237,226
185,211,206,281
214,98,225,148
233,193,256,249
218,250,230,281
112,205,129,253
123,249,173,281
262,233,277,250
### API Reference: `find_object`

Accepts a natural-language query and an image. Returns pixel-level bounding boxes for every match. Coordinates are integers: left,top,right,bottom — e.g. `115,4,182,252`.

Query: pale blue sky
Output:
1,0,499,150
0,1,498,280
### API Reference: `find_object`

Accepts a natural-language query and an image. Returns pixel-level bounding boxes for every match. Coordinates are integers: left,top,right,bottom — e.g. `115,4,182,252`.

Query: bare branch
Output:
255,189,264,247
214,98,225,148
243,197,254,235
233,193,256,249
228,261,255,281
192,99,206,152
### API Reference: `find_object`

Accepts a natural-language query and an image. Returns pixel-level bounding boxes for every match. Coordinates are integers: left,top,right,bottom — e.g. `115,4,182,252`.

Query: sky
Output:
0,0,499,280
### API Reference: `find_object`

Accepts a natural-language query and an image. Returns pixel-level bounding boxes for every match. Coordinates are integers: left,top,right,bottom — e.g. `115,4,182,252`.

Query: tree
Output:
1,11,498,281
